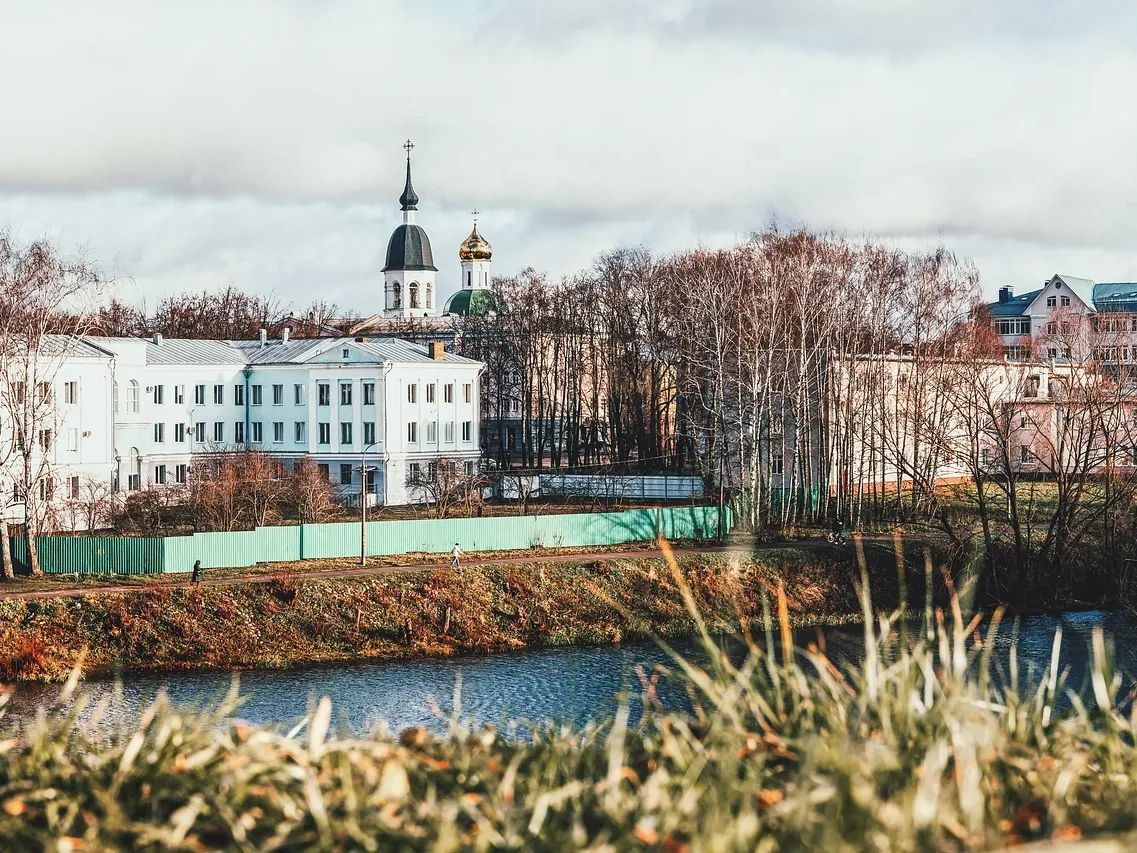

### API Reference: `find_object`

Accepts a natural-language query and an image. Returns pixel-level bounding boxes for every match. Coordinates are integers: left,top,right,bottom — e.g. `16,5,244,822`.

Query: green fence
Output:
13,505,731,575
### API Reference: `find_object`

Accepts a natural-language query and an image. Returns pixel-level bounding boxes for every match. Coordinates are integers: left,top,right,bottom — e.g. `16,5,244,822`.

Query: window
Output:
39,477,54,503
994,318,1031,336
444,421,455,443
407,422,418,443
11,381,24,405
426,384,435,403
235,422,246,443
236,385,248,406
426,282,433,309
317,383,330,406
340,382,353,406
154,465,167,485
113,382,119,414
426,422,437,443
340,463,353,485
427,461,436,482
340,422,353,445
1061,295,1070,307
461,421,472,442
363,382,375,405
408,462,421,480
68,476,80,499
1047,347,1058,361
153,423,164,443
128,448,141,491
294,384,306,405
510,399,521,415
175,464,187,485
251,422,263,443
410,281,420,309
1020,445,1029,463
252,385,264,405
127,380,140,413
153,385,164,405
295,422,306,443
1046,322,1057,335
213,422,224,442
1019,414,1027,428
39,429,52,451
174,423,186,443
318,423,331,445
1046,295,1057,307
318,463,330,480
195,385,206,405
65,428,78,451
273,422,284,443
463,383,472,403
272,384,283,405
174,385,184,404
36,382,51,404
342,348,350,359
214,385,224,405
407,384,417,404
63,381,77,404
363,421,376,445
444,384,453,403
195,422,206,442
464,461,474,477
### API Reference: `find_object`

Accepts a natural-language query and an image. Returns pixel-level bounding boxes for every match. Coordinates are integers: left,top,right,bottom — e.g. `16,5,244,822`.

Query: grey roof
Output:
1093,282,1137,309
232,337,479,366
93,337,247,366
382,224,437,272
987,288,1041,317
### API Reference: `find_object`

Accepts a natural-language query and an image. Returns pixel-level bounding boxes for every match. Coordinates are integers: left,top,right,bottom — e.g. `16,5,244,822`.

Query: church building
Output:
357,140,495,331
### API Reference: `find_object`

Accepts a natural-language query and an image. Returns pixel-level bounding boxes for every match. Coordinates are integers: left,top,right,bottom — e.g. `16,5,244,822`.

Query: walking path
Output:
0,543,771,601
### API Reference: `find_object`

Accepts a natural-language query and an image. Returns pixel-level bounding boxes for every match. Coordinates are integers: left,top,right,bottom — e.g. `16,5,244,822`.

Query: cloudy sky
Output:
2,1,1136,313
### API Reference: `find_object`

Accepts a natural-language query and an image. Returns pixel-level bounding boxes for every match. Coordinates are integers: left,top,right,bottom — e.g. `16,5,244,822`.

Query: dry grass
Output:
0,545,1133,849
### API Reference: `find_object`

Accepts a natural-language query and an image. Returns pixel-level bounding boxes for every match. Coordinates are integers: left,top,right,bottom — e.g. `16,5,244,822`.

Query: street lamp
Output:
358,442,379,566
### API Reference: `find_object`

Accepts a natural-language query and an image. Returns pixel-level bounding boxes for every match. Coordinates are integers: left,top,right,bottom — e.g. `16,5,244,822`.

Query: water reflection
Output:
8,610,1136,735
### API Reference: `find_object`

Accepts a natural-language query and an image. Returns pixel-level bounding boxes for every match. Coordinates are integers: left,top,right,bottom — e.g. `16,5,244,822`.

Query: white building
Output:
97,333,483,507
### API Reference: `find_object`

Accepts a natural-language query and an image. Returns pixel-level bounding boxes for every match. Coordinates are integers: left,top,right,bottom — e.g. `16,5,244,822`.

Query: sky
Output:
1,0,1136,315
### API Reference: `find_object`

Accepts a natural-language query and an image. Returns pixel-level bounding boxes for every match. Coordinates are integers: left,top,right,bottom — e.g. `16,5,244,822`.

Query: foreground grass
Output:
0,545,890,681
0,553,1133,850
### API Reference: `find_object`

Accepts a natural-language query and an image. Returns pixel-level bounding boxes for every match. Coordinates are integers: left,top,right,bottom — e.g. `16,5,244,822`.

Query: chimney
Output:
430,341,445,361
259,328,267,347
152,333,162,346
281,327,290,345
998,286,1013,304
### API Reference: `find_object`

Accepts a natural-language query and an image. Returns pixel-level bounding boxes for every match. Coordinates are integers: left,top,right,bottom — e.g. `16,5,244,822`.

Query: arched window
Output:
392,282,401,309
467,271,472,288
126,380,139,414
409,281,420,309
426,283,433,309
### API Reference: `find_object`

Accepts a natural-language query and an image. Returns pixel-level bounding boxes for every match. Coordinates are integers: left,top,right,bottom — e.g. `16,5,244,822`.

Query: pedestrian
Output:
450,543,464,569
476,504,484,518
192,559,202,584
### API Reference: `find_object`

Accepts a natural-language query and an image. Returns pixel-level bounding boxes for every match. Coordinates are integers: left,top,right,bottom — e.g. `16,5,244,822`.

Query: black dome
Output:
383,224,438,272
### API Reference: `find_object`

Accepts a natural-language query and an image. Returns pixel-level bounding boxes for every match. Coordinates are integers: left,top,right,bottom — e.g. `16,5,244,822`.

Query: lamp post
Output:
359,442,378,566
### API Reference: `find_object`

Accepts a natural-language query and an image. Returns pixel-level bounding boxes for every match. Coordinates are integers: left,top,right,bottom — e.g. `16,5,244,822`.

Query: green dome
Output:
445,289,497,317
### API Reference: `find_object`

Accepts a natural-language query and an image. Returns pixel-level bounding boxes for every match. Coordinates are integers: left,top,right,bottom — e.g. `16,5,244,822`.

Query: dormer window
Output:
342,348,350,359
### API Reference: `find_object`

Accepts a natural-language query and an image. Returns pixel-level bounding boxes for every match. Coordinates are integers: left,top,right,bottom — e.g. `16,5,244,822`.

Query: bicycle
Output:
826,531,847,546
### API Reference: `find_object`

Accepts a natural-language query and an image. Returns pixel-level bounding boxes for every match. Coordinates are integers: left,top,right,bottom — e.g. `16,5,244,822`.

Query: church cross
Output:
403,139,414,158
471,208,479,223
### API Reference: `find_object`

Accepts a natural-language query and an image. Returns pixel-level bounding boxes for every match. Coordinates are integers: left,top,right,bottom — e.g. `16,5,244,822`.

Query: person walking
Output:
191,559,203,584
450,543,464,569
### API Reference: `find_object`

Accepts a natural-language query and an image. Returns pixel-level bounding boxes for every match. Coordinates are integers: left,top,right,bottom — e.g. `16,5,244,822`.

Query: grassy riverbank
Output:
0,580,1132,850
0,542,914,681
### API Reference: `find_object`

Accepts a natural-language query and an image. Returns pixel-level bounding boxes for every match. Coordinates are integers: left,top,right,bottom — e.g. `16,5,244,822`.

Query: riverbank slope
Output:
0,542,914,681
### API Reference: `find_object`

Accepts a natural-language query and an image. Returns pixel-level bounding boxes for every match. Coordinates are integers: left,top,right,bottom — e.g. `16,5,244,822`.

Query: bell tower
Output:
381,139,439,318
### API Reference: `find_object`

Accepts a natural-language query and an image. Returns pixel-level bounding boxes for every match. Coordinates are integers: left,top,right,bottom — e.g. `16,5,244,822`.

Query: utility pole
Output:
360,442,378,566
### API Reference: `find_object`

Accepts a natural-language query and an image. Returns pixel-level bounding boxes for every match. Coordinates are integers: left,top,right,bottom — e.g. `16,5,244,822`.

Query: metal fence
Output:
12,505,731,575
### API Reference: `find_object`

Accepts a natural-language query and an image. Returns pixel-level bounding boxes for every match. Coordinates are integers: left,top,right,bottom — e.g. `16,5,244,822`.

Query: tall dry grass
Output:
0,539,1132,850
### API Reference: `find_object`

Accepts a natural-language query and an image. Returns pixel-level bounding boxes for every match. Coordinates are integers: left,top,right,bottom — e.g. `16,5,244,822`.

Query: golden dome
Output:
458,222,492,262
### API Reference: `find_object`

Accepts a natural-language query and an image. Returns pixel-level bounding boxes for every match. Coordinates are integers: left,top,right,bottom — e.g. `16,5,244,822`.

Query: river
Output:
9,609,1136,735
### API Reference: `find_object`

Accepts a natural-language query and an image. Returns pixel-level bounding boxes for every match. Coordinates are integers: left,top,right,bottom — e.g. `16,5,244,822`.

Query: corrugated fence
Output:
12,506,731,575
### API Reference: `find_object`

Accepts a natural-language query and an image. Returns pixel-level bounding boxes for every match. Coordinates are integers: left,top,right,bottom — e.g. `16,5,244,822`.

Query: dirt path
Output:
0,543,777,601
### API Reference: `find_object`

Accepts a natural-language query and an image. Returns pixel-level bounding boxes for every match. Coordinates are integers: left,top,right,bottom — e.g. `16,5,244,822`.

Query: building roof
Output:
1053,274,1096,311
382,224,438,272
89,336,478,367
399,157,419,212
987,288,1041,317
444,288,498,317
1092,282,1137,312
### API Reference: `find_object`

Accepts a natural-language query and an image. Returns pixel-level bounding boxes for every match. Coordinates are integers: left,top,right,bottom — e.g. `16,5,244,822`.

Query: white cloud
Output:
0,0,1134,310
